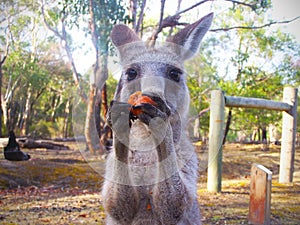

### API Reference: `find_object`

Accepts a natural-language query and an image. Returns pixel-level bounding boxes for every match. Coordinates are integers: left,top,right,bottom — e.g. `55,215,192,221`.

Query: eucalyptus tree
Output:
0,0,75,137
212,4,300,143
153,0,299,142
0,0,41,135
41,0,128,153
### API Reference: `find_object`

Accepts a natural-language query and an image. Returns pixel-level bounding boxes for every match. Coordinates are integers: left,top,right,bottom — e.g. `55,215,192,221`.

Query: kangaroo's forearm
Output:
114,137,129,163
153,173,192,224
102,181,139,222
156,122,175,162
154,134,194,223
103,149,140,222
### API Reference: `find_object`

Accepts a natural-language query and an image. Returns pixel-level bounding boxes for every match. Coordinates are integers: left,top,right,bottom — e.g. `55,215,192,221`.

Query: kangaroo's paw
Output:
132,94,171,125
107,100,132,130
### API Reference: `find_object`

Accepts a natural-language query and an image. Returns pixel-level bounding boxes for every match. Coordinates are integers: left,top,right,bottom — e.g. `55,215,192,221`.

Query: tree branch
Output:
188,107,210,124
0,41,9,65
224,0,257,10
0,24,12,65
175,0,213,17
168,0,182,37
148,0,166,45
130,0,138,30
41,2,64,40
198,107,210,117
148,0,213,43
40,0,87,102
210,15,300,32
135,0,147,33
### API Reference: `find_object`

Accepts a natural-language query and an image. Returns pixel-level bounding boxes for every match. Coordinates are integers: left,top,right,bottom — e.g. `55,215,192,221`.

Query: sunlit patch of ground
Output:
0,142,299,224
198,144,300,225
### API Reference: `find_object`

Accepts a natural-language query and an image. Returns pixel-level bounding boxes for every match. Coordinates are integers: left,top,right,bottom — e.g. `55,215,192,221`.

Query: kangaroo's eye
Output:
168,68,182,82
125,68,138,81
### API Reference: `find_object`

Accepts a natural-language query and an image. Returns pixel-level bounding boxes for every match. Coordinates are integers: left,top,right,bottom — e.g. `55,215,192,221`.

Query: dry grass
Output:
0,141,299,224
198,143,300,225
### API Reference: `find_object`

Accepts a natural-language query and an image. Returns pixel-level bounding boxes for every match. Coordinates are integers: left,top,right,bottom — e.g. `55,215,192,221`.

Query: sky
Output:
271,0,300,41
73,0,300,75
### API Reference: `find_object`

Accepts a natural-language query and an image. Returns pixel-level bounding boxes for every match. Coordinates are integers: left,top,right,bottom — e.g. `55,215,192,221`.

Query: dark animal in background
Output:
4,131,30,161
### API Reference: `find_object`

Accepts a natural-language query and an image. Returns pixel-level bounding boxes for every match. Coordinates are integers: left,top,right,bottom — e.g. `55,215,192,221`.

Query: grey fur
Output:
102,13,213,225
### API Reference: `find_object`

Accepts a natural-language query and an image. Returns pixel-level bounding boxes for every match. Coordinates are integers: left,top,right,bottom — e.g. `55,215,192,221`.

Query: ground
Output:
0,140,299,225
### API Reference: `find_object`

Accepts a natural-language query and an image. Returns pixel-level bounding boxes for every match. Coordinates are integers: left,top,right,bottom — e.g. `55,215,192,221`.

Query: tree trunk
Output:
99,57,113,146
251,129,257,141
85,85,102,154
222,109,232,144
261,127,268,151
101,83,108,119
193,117,200,140
85,0,105,154
2,94,7,133
51,95,60,122
0,40,9,137
95,88,102,138
0,61,3,137
63,98,71,138
20,86,32,136
129,0,137,29
262,128,267,142
135,0,147,34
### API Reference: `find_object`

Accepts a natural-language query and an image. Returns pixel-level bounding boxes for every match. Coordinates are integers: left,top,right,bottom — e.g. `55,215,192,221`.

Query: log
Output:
53,137,78,142
17,138,70,150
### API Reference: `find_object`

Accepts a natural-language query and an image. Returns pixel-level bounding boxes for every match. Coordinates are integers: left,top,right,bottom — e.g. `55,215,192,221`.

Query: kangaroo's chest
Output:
128,120,158,154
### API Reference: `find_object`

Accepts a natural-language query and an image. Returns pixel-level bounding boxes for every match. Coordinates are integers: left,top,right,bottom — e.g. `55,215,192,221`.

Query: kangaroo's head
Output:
111,13,213,121
105,14,213,186
109,14,213,151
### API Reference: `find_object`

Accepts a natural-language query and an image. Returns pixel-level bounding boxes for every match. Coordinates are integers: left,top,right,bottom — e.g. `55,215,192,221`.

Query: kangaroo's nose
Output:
140,76,165,98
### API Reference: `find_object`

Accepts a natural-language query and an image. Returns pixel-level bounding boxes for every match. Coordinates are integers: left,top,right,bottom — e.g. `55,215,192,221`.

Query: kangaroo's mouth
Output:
127,91,171,126
128,91,158,117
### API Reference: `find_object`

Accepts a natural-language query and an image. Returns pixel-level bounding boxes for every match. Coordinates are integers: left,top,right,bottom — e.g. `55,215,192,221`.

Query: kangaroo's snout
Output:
140,76,165,98
141,91,165,103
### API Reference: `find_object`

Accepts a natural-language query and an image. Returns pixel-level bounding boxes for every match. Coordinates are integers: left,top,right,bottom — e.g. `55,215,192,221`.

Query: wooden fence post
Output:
207,90,225,192
249,164,272,225
279,87,298,183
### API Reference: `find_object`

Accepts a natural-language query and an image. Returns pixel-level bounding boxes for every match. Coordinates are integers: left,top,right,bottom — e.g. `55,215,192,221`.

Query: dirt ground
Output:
0,140,299,225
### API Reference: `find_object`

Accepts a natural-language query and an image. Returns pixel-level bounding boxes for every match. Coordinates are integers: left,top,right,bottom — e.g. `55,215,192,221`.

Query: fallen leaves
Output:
0,142,299,224
0,189,103,224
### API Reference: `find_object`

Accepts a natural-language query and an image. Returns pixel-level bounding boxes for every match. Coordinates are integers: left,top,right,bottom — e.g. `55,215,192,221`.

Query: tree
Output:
186,49,217,141
212,3,300,143
42,0,128,153
1,0,298,145
87,0,128,153
0,0,41,135
0,0,75,138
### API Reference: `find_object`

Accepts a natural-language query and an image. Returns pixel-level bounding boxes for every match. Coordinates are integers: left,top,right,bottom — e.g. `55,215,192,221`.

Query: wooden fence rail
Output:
207,87,298,193
225,96,291,112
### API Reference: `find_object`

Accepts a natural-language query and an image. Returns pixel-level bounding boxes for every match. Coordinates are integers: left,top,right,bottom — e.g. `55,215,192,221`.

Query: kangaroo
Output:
102,13,213,225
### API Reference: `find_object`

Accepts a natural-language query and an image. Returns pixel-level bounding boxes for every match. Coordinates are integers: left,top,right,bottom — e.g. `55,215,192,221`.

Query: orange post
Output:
249,164,272,225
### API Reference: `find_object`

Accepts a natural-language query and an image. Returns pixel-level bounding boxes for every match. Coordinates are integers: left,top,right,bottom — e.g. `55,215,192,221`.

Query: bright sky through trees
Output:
71,0,300,75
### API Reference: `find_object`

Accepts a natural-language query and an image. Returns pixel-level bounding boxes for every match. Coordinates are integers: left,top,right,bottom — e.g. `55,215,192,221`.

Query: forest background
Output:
0,0,299,154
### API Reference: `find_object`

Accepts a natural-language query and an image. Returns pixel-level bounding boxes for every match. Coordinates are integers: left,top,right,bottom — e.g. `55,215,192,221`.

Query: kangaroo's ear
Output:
111,24,141,47
167,13,213,60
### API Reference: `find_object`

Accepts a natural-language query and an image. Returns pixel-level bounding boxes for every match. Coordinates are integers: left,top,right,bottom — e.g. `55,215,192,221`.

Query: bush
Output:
29,121,59,139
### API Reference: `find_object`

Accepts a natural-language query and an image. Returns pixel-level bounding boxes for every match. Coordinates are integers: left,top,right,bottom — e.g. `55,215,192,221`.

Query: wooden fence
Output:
207,87,298,192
